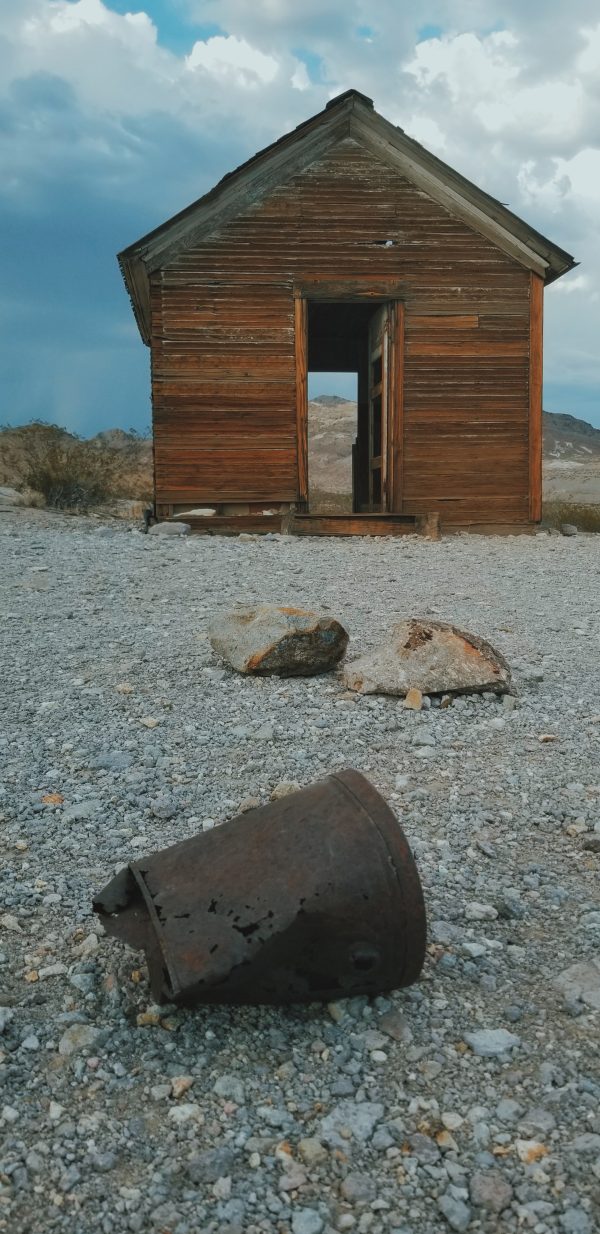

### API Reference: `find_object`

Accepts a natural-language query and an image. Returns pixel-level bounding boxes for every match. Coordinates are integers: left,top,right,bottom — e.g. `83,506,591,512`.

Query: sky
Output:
0,0,599,435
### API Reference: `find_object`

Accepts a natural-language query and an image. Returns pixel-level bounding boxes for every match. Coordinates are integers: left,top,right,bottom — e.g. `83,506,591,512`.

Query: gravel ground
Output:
1,509,600,1234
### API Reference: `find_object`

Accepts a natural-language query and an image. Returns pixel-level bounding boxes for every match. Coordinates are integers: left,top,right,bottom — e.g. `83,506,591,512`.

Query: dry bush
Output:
542,500,600,533
0,422,153,509
0,422,117,510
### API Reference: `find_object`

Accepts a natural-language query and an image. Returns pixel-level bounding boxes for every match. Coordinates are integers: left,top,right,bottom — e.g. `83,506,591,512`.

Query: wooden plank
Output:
291,513,418,537
409,315,479,330
182,515,284,535
294,295,308,504
529,273,544,522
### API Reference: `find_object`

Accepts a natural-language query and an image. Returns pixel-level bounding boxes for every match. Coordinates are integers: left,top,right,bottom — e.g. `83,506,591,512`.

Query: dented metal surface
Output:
93,770,427,1006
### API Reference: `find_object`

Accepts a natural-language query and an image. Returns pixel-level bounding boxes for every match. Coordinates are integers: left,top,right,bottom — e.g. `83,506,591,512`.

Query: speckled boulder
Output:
208,605,349,677
344,618,511,697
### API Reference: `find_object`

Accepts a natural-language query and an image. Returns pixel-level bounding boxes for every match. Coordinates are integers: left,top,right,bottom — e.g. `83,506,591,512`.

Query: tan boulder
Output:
208,605,348,677
344,618,511,697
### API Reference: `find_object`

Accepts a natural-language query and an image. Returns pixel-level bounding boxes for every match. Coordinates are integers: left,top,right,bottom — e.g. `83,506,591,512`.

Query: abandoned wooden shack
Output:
119,89,576,535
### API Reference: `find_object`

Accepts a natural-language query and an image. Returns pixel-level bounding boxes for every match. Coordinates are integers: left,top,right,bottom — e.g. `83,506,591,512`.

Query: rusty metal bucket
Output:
93,769,427,1006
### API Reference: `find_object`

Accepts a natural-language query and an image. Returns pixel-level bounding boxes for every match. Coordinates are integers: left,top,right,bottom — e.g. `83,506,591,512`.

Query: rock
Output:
560,1209,592,1234
560,524,577,537
187,1147,235,1184
469,1169,513,1213
0,1007,14,1033
62,800,101,822
343,618,511,697
298,1138,328,1166
209,604,348,676
148,521,191,535
515,1139,549,1163
149,794,177,820
270,780,301,800
213,1074,245,1105
378,1009,413,1043
0,485,25,508
279,1162,307,1191
464,1028,521,1057
320,1100,384,1144
465,901,498,921
170,1076,194,1099
291,1210,323,1234
58,1024,100,1056
212,1175,232,1200
438,1191,472,1231
553,956,600,1009
340,1172,376,1202
404,687,423,710
168,1103,201,1125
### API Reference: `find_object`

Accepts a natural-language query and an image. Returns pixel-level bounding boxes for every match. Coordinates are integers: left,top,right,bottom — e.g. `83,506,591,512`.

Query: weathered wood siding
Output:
151,138,533,522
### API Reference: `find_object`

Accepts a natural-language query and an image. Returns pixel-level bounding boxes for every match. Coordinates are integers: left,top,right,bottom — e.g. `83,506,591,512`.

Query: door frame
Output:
294,286,404,513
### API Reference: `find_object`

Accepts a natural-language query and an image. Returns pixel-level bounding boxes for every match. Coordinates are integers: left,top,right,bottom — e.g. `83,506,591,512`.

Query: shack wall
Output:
151,138,533,524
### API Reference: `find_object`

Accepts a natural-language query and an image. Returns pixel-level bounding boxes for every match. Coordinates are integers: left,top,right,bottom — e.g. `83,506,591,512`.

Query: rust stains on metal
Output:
93,770,427,1007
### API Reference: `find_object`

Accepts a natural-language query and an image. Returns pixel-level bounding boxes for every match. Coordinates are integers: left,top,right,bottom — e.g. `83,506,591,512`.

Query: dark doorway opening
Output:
306,300,394,514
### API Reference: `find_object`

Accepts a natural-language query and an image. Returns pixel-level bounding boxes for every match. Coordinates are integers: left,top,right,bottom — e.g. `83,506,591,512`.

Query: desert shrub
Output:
542,500,600,533
0,422,118,510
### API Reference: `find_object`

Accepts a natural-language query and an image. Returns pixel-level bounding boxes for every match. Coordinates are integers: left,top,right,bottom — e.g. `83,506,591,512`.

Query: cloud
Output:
0,0,598,432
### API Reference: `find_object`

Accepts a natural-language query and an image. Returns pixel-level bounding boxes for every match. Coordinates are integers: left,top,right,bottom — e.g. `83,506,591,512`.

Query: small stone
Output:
270,780,301,800
38,963,68,979
438,1191,472,1231
465,901,498,921
554,956,600,1010
470,1169,513,1213
298,1138,328,1166
213,1073,245,1105
1,914,22,932
151,1084,171,1101
168,1103,202,1125
49,1101,65,1121
140,717,160,729
464,1028,520,1057
560,523,577,537
58,1024,100,1056
171,1076,194,1099
212,1175,232,1200
291,1209,324,1234
515,1138,548,1163
21,1034,40,1051
62,800,101,821
442,1112,464,1132
187,1147,235,1183
404,688,423,710
148,521,191,535
136,1010,161,1027
0,1008,14,1033
340,1173,376,1203
327,1001,346,1023
320,1100,384,1144
560,1209,592,1234
378,1010,413,1043
279,1162,308,1191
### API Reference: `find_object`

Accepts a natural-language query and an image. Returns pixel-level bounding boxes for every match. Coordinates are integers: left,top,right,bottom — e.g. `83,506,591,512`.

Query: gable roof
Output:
119,88,577,344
